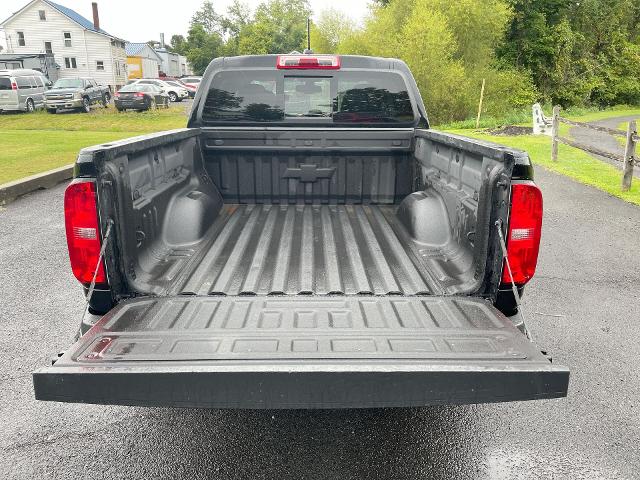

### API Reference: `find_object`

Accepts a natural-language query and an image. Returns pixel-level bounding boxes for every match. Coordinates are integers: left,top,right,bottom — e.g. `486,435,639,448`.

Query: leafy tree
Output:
310,9,355,53
336,0,536,124
169,35,188,55
237,0,312,54
499,0,640,106
220,0,252,56
184,23,224,75
191,0,225,35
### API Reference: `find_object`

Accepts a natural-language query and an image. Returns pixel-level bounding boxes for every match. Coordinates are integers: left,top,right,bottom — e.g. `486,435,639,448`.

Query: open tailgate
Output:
34,296,568,408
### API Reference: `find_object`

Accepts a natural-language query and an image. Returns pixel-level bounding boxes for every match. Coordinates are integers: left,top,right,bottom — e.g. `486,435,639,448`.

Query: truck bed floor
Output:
173,204,443,296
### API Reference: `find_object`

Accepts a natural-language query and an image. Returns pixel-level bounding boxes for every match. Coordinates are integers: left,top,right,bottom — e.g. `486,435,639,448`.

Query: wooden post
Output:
621,120,637,191
475,78,485,129
551,105,560,162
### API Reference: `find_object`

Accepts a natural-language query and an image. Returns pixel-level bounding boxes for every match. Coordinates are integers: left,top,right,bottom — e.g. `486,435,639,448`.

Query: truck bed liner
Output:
173,204,444,297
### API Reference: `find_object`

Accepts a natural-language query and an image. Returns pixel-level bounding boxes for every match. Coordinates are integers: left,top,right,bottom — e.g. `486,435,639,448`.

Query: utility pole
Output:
307,18,311,52
475,79,485,129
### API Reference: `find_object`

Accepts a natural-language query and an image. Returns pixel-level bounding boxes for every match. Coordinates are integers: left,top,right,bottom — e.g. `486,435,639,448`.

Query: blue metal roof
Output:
125,42,162,62
125,42,146,55
45,0,111,36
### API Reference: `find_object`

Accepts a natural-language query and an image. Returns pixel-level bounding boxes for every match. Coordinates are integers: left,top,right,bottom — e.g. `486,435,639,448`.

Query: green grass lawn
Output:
446,129,640,206
0,105,187,184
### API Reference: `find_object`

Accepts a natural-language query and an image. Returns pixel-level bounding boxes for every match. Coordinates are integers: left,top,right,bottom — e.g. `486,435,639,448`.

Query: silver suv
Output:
0,69,50,113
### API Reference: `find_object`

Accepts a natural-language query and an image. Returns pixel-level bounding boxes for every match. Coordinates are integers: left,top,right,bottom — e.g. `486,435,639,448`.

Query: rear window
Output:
0,77,11,90
16,77,32,89
202,70,415,126
120,84,153,92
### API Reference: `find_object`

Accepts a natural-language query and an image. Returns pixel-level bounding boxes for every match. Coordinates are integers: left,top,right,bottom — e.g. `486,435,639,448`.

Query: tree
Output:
237,0,312,54
309,9,355,53
498,0,640,106
335,0,535,124
184,23,224,75
191,0,224,35
169,35,188,55
220,0,252,56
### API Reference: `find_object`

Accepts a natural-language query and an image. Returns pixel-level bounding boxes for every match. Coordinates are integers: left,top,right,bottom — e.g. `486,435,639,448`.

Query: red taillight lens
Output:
135,92,145,97
276,55,340,70
114,92,120,97
11,81,17,90
64,181,107,287
501,182,543,286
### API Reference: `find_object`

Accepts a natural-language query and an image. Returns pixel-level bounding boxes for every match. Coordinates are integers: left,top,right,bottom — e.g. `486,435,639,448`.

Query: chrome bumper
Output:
44,98,83,108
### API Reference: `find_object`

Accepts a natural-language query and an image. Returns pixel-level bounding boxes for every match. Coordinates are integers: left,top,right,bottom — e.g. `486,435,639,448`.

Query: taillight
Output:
11,80,17,90
135,92,144,97
114,92,120,97
64,180,107,287
501,182,543,286
276,55,340,70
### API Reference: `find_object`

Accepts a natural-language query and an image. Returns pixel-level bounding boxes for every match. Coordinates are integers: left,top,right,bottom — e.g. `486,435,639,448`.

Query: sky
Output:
0,0,372,49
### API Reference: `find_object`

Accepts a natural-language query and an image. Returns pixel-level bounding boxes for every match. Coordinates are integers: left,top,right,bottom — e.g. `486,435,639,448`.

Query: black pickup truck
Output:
34,54,569,408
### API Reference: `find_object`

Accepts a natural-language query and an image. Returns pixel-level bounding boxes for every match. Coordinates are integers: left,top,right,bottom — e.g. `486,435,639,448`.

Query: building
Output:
155,47,181,78
0,52,59,81
125,42,161,80
155,49,192,77
153,33,193,77
178,54,192,76
0,0,127,90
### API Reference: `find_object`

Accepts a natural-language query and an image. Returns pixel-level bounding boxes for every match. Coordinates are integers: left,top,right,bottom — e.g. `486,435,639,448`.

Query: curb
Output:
0,164,74,206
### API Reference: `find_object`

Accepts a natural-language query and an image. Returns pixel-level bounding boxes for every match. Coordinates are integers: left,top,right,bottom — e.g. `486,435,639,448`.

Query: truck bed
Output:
173,204,442,297
34,56,569,409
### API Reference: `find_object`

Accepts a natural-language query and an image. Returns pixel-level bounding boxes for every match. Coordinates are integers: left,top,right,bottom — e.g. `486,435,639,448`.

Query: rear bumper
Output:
114,99,147,109
0,103,21,111
34,362,569,409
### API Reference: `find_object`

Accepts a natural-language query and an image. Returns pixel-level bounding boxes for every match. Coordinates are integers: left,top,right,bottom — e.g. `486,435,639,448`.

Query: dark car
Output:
114,84,169,112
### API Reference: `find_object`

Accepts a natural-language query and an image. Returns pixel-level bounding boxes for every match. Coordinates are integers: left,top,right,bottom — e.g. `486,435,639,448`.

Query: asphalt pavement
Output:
570,115,640,177
0,165,639,479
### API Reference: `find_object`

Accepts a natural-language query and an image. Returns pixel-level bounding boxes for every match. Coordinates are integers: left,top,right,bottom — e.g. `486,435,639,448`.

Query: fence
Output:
550,106,638,191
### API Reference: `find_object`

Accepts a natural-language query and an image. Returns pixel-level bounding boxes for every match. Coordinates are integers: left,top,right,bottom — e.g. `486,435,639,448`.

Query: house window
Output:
17,32,25,46
115,61,121,76
63,32,72,47
38,10,46,20
44,42,52,54
96,60,104,71
64,57,77,69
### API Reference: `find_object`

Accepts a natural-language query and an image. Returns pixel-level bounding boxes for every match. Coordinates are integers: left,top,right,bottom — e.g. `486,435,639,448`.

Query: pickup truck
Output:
34,54,569,409
44,77,111,113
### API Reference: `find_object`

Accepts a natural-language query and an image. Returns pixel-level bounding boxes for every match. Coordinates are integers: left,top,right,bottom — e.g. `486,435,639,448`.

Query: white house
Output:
0,0,127,90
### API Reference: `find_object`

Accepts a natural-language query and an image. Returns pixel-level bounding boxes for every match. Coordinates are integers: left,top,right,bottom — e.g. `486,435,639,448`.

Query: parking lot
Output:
1,165,638,479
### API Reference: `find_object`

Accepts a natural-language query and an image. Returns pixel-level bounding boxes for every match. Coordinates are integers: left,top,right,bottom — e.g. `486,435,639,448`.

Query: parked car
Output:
180,76,202,90
0,68,50,113
34,54,569,409
167,79,196,98
129,78,189,102
114,84,169,111
44,78,111,113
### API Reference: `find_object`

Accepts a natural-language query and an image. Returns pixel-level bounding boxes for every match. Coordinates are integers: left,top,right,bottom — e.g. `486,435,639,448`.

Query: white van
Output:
0,69,51,113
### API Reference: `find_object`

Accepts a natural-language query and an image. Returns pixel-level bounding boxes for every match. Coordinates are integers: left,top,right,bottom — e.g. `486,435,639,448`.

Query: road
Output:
1,166,639,479
570,115,640,177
